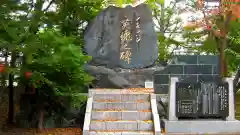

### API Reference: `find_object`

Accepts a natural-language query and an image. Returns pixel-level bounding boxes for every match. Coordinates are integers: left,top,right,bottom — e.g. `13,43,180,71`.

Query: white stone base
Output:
165,120,240,134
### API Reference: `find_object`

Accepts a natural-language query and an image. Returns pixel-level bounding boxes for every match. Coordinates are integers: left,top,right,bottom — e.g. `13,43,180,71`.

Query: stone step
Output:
90,120,153,131
92,101,151,110
92,88,154,93
93,93,150,101
91,110,152,120
89,131,154,135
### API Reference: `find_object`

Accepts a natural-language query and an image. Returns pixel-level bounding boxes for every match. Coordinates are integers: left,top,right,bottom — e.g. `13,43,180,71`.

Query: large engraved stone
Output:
84,4,158,69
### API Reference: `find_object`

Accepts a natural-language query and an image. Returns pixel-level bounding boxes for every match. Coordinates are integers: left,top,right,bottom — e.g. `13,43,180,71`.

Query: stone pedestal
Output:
165,120,240,134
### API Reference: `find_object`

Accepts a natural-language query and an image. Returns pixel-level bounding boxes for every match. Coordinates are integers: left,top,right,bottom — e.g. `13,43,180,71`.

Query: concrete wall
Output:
154,55,220,94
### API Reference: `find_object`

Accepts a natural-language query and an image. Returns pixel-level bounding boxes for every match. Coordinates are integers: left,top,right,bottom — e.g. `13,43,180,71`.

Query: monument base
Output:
164,119,240,134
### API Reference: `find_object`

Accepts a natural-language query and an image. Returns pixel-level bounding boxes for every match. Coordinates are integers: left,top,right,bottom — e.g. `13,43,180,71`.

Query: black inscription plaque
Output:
176,82,229,118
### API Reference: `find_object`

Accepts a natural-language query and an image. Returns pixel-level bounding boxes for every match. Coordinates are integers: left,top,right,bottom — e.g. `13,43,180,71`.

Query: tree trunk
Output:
38,109,44,131
219,43,227,77
8,73,14,125
8,51,17,125
220,28,228,77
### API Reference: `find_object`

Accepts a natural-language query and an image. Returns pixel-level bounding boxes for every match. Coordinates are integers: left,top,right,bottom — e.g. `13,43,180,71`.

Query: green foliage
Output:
0,0,100,111
200,35,218,54
225,20,240,73
149,1,184,61
23,29,93,106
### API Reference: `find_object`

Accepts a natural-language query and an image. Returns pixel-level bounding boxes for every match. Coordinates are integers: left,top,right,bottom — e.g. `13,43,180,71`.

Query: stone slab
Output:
90,121,105,130
121,132,154,135
89,132,122,135
92,101,151,110
91,111,122,120
89,132,154,135
91,111,152,120
123,102,137,110
138,122,153,130
93,93,150,101
90,121,153,131
106,121,138,130
165,120,240,134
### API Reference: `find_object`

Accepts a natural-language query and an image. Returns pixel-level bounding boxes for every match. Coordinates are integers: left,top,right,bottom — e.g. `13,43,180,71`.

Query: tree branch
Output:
42,0,55,12
163,3,177,33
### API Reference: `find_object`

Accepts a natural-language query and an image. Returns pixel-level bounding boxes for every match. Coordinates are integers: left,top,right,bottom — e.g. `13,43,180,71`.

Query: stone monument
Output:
164,77,240,134
84,4,158,69
84,3,161,89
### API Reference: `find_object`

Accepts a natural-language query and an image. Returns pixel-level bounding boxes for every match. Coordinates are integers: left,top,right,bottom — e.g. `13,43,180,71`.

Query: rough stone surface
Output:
84,4,158,69
83,4,163,89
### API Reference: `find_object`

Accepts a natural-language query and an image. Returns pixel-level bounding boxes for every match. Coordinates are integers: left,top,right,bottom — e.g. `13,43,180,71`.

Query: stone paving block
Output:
105,121,119,130
91,111,121,120
122,111,138,120
184,65,198,74
94,94,121,100
213,65,220,74
118,121,138,130
107,94,121,100
138,112,152,120
140,133,154,135
121,94,150,101
170,55,198,64
121,132,154,135
136,102,151,110
198,55,219,64
93,94,107,100
154,74,169,84
121,132,140,135
138,122,153,131
107,102,123,110
138,94,150,100
89,132,121,135
124,102,137,110
155,65,184,74
90,121,105,130
198,75,221,82
92,102,106,110
154,84,169,94
121,94,137,101
197,65,213,74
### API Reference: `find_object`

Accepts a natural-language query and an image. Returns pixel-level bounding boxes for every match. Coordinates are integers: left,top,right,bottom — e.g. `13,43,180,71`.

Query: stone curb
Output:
151,94,161,135
83,97,93,135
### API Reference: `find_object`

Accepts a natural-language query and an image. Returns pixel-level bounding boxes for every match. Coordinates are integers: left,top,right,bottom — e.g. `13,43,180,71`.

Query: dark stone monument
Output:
84,4,163,89
175,82,229,118
84,4,158,69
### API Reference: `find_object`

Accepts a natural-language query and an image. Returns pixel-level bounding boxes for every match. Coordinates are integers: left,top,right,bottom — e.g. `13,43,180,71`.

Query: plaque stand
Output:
164,77,240,134
225,78,235,121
